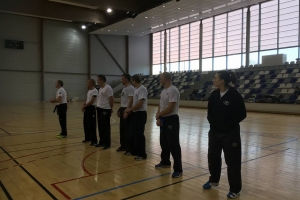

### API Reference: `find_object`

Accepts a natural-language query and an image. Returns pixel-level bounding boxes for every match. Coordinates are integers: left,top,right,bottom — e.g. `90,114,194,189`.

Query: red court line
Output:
0,144,82,163
0,167,8,171
54,162,147,185
51,183,72,200
27,160,36,163
51,162,147,199
81,150,101,175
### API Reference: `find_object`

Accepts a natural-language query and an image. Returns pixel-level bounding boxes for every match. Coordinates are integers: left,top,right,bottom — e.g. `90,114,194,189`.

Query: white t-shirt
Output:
86,88,98,106
97,84,113,109
160,85,180,116
220,89,228,98
133,85,148,112
121,85,135,107
56,87,67,105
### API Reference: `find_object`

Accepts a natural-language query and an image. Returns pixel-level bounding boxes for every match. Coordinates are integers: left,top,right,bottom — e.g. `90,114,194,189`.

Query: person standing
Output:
117,74,135,153
155,72,183,178
125,75,148,161
203,70,246,199
50,80,67,138
82,79,98,146
96,75,114,149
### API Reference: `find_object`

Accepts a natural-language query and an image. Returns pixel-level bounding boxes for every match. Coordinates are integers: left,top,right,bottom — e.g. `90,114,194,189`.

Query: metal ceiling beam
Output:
60,0,138,11
0,0,106,24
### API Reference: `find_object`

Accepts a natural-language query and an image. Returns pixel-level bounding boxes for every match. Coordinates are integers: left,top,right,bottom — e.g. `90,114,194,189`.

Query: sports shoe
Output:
82,140,90,143
227,192,240,199
116,147,126,152
95,143,104,147
124,152,133,156
172,172,182,178
202,181,219,189
90,143,96,146
134,156,146,161
155,163,171,168
57,135,66,139
56,133,62,136
103,146,110,150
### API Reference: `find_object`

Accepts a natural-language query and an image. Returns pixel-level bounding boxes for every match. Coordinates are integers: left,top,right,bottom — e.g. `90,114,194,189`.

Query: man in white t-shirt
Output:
96,75,114,149
125,75,148,161
50,80,68,138
82,79,98,146
155,72,183,178
117,74,135,153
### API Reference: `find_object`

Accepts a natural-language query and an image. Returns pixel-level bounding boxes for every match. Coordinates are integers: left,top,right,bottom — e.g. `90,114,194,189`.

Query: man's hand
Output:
50,99,55,103
117,111,121,118
123,113,128,119
81,105,85,113
155,112,161,120
125,107,132,114
156,118,161,126
111,109,113,113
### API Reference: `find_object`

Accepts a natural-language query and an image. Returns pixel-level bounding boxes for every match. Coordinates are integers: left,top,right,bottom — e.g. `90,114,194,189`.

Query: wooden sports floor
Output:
0,102,300,200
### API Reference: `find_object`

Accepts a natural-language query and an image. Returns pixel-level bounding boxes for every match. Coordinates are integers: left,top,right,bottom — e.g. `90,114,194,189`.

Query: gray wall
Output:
90,34,151,85
0,13,88,102
0,13,152,102
128,35,151,75
43,20,88,101
0,13,42,102
90,34,126,84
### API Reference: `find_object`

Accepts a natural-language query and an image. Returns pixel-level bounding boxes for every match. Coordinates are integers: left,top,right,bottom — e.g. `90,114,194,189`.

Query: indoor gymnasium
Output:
0,0,300,199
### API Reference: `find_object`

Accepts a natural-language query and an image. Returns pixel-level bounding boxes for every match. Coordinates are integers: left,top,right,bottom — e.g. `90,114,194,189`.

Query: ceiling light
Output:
145,17,148,18
108,30,110,31
192,10,194,11
126,11,138,18
115,30,117,31
194,17,197,18
107,8,112,13
48,0,98,9
132,24,134,26
127,31,129,32
178,8,180,9
81,25,86,29
163,5,165,7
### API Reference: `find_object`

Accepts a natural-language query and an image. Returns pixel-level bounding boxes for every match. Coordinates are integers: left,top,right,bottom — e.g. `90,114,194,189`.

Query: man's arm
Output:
156,102,176,119
109,96,114,112
51,96,61,103
83,97,96,108
127,96,133,108
130,99,145,111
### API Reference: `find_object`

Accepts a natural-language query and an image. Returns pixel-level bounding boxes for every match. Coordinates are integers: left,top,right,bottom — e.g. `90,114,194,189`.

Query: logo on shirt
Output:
59,92,61,94
232,142,238,147
168,125,173,129
223,101,229,106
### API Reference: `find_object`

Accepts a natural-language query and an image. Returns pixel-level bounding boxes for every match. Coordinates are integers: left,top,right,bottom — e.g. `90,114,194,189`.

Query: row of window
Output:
152,0,299,74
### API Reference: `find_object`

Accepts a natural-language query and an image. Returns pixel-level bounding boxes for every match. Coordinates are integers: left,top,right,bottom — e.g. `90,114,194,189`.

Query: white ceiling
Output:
90,0,269,36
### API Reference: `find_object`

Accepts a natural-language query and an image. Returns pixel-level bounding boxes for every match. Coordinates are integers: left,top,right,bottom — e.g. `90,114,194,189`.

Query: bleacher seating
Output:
114,64,300,104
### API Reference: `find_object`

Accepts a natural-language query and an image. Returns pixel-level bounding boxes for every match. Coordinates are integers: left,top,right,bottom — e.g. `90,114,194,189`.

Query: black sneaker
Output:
95,143,104,147
134,156,146,161
90,143,96,146
82,140,91,143
155,163,171,168
124,152,132,156
103,146,110,150
172,172,182,178
116,147,126,152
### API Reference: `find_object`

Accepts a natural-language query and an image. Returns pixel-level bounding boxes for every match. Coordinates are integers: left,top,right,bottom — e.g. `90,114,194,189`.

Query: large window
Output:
152,0,300,74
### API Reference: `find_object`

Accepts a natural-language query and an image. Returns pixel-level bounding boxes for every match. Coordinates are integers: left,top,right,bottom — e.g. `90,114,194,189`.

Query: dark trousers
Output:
160,115,182,173
119,107,132,150
208,126,242,193
132,111,147,158
97,108,111,147
57,104,67,135
83,106,97,143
